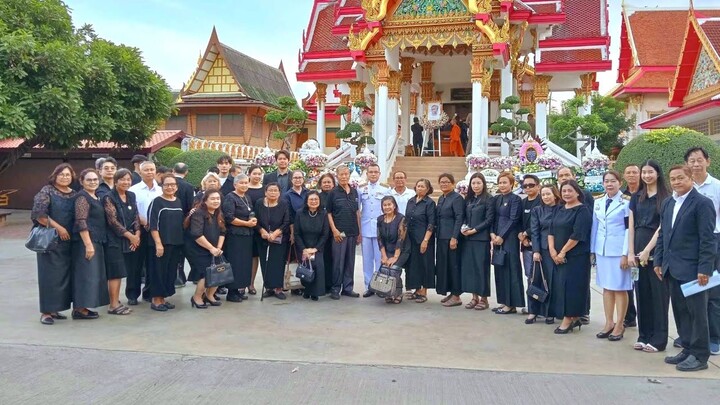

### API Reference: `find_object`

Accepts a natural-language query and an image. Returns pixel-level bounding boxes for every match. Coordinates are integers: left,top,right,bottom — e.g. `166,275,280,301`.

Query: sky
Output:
63,0,719,102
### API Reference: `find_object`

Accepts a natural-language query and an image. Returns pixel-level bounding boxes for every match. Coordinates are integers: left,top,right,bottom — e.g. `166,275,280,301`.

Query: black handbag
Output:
296,259,316,283
491,246,506,266
25,224,59,253
527,261,549,303
205,255,234,287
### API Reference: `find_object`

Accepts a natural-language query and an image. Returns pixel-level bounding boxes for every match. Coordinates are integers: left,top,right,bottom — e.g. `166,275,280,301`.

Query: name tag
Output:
524,209,531,213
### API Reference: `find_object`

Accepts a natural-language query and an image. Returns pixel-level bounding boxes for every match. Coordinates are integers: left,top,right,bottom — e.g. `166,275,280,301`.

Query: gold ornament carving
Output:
433,91,443,102
519,90,533,107
348,25,371,51
628,94,644,107
377,61,390,85
369,93,375,109
579,73,595,97
490,75,500,101
361,0,388,22
481,69,492,97
420,61,434,82
380,25,478,50
410,92,418,114
349,81,367,104
400,57,414,83
534,75,552,103
421,82,434,103
467,0,493,14
470,56,489,83
388,71,402,99
340,94,350,107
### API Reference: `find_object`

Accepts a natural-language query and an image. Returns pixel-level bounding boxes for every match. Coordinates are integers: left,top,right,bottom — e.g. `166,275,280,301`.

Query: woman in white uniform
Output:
591,171,631,342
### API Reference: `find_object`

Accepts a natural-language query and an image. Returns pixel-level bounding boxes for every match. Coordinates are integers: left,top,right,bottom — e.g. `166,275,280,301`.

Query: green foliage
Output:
264,95,308,149
549,95,634,156
615,127,720,177
153,146,183,167
353,101,368,108
168,149,226,188
0,0,174,173
289,159,309,175
489,96,531,155
334,105,350,115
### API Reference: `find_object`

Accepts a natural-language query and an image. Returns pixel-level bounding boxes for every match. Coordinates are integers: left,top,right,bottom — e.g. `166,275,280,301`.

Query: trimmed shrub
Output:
168,149,226,188
615,127,720,177
153,146,183,167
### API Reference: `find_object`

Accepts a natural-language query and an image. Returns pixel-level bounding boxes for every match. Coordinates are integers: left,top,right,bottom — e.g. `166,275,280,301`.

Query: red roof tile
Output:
700,19,720,57
528,3,558,14
547,0,602,39
541,49,603,63
631,71,675,89
0,130,185,152
303,60,354,73
627,11,689,66
309,5,348,52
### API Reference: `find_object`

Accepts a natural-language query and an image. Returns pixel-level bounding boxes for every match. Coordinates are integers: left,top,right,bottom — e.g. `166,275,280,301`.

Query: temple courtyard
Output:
1,211,719,403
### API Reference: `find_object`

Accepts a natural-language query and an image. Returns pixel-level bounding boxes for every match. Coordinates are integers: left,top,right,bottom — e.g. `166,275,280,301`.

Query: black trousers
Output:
625,287,637,323
126,228,150,301
436,239,461,296
331,236,356,294
636,262,669,350
708,233,720,343
667,272,710,362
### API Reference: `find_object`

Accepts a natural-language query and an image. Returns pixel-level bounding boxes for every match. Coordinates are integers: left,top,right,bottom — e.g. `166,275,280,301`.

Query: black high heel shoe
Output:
525,316,537,324
608,327,625,342
596,324,615,339
554,319,582,334
202,293,222,306
190,297,207,309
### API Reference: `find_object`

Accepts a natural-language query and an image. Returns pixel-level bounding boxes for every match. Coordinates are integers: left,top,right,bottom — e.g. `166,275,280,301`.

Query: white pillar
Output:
535,101,547,140
481,96,489,153
500,63,513,156
376,85,389,175
471,80,482,153
400,83,411,146
387,97,399,161
576,97,591,158
316,101,326,150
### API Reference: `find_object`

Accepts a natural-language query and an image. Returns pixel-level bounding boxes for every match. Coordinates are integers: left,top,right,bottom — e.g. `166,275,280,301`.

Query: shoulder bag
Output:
527,261,549,303
205,255,234,287
25,222,59,253
369,265,401,297
491,246,506,266
296,258,316,283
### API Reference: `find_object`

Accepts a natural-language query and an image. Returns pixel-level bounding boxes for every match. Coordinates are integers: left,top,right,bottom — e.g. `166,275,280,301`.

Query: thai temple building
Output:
296,0,612,174
612,5,720,141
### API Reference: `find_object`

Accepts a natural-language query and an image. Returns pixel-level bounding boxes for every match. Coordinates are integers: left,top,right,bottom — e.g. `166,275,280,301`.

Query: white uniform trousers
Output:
362,236,382,289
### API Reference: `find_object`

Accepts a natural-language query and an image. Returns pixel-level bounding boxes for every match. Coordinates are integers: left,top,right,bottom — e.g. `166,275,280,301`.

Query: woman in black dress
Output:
436,173,465,307
377,196,411,304
32,164,77,325
528,185,561,324
72,169,110,319
404,178,436,303
189,189,226,308
148,173,185,312
103,169,141,316
223,174,257,302
246,164,266,295
318,172,336,293
461,173,495,310
549,180,593,334
294,191,330,300
491,172,524,315
256,182,291,300
627,160,670,352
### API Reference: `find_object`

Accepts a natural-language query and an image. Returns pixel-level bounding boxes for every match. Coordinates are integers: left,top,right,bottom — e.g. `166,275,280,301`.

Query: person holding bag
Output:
294,191,329,301
491,172,524,315
255,183,291,300
377,196,411,304
222,175,257,302
102,169,141,316
188,189,226,309
32,163,78,325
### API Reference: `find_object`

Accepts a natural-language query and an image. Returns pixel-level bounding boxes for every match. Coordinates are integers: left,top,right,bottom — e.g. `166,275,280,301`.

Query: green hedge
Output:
168,149,226,188
153,146,183,167
615,126,720,177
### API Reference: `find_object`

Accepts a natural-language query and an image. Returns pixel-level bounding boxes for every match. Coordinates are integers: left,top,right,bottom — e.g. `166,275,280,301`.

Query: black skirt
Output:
461,240,491,296
552,253,590,317
527,249,556,317
104,245,128,279
323,239,333,292
301,257,326,297
72,241,110,309
436,239,461,296
150,244,181,298
493,237,525,308
258,241,288,289
37,240,72,313
406,239,436,290
225,234,254,288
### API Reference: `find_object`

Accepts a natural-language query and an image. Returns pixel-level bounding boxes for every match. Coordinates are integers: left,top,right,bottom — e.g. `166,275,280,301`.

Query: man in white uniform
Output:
360,163,389,297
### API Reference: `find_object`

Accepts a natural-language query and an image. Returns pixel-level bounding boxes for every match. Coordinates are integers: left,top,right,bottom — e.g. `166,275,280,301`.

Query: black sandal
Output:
40,315,54,325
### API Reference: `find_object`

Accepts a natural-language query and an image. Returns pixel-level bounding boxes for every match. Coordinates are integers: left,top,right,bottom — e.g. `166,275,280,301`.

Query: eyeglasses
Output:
439,180,452,185
162,183,178,188
522,183,537,189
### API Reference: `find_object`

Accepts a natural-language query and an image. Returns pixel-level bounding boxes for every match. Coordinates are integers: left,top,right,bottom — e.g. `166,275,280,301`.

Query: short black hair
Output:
131,154,147,164
216,154,233,165
156,166,171,175
559,180,584,203
101,157,117,167
684,147,709,162
207,166,220,174
275,150,290,160
173,162,189,175
522,174,540,185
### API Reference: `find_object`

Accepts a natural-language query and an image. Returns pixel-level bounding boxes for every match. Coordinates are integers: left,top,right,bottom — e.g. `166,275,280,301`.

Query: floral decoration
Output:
536,153,563,170
454,180,468,197
420,111,449,130
302,153,328,168
489,156,519,171
254,149,276,168
354,148,378,170
465,152,490,170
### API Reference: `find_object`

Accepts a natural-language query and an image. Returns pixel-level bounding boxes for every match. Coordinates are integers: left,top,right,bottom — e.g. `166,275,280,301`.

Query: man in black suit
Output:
262,150,291,193
173,162,195,287
655,165,716,372
217,154,235,197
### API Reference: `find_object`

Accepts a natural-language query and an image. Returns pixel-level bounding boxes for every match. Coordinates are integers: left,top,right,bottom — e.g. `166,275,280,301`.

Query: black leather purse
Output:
25,224,59,253
527,261,549,303
296,259,316,283
491,246,506,266
205,255,234,287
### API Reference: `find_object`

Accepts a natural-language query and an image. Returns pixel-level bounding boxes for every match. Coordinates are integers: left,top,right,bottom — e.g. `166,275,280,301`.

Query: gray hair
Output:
94,157,106,170
233,174,249,185
201,172,221,190
336,165,350,174
139,160,156,170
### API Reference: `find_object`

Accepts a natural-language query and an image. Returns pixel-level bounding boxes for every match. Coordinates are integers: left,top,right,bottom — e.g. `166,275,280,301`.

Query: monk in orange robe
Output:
449,118,464,157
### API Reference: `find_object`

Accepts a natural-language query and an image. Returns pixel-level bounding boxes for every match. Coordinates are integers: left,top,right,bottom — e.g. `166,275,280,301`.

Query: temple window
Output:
197,114,220,137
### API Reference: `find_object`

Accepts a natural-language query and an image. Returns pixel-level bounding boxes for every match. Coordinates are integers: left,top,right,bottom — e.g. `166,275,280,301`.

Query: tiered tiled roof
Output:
0,130,186,153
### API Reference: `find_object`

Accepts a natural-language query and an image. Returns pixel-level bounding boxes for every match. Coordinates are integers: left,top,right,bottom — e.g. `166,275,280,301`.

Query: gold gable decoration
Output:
199,56,240,94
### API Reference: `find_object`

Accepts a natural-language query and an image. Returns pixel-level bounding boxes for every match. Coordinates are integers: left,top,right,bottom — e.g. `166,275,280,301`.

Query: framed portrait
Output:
427,102,442,121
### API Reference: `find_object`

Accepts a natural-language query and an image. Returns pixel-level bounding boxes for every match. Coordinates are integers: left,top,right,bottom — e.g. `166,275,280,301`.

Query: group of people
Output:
32,147,720,372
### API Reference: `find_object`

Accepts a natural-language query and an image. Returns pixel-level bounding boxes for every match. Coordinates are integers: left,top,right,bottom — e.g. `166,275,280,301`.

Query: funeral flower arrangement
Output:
354,148,378,170
536,153,563,171
489,156,519,171
254,149,276,168
465,152,490,170
301,153,328,169
420,111,449,130
455,180,469,197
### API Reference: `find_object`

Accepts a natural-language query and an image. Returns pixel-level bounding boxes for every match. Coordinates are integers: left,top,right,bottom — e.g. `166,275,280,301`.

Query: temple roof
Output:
0,130,186,153
181,28,294,108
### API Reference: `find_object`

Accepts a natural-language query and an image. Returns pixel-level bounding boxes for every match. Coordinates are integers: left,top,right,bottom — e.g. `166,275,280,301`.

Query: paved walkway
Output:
1,210,719,403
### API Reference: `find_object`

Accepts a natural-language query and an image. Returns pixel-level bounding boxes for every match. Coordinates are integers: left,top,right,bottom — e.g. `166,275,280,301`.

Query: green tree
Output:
0,0,174,174
265,96,309,151
334,101,375,152
549,95,635,157
490,95,532,155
